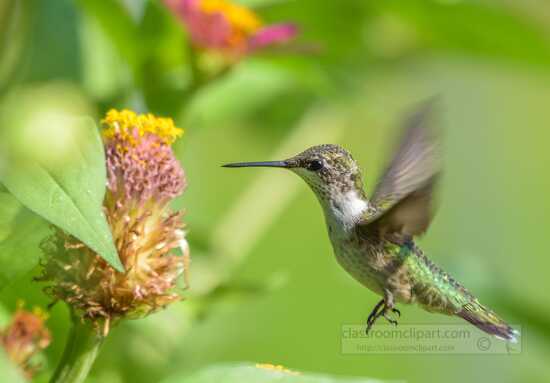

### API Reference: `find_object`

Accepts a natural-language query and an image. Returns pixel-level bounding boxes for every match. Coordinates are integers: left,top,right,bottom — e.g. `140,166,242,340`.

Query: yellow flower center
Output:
102,109,183,145
200,0,262,35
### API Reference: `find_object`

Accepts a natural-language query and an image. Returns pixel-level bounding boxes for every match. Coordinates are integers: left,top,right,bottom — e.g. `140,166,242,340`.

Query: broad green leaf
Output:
0,191,20,241
0,192,48,290
0,203,49,290
165,363,383,383
0,117,122,271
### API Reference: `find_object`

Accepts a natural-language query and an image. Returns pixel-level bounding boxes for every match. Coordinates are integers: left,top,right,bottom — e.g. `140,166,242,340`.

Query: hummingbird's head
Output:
223,144,369,227
284,144,365,199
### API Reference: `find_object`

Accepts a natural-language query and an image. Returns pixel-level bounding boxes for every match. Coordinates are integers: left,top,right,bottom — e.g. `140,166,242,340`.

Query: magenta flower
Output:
165,0,299,57
248,24,299,51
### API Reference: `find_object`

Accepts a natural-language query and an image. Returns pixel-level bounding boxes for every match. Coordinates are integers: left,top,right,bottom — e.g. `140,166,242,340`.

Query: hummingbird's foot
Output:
381,290,399,326
382,309,399,326
365,293,400,334
366,299,385,334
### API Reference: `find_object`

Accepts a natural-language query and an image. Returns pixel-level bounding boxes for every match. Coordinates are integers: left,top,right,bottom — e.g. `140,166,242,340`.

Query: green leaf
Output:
77,0,140,72
165,363,383,383
0,191,20,241
0,117,122,271
0,196,49,290
0,0,31,97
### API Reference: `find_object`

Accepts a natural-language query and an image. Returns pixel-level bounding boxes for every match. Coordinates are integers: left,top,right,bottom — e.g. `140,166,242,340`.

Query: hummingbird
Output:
223,100,519,342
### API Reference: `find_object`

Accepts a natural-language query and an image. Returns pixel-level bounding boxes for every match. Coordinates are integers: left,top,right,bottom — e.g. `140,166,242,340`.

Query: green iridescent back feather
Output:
395,242,518,342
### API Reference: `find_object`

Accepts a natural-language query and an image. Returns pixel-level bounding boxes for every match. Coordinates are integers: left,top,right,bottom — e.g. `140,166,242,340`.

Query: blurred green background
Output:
1,0,550,382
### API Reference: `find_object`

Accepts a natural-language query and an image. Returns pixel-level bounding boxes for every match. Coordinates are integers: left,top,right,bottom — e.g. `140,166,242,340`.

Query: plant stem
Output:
49,316,104,383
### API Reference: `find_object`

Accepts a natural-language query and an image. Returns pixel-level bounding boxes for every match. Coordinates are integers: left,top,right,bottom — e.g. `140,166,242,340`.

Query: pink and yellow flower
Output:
39,110,189,334
165,0,298,57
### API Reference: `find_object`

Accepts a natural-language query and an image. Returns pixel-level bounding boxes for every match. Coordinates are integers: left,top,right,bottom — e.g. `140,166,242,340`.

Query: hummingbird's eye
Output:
307,159,324,171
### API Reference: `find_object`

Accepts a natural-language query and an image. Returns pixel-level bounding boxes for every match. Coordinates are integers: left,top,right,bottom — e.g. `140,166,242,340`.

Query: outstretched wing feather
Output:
360,99,441,238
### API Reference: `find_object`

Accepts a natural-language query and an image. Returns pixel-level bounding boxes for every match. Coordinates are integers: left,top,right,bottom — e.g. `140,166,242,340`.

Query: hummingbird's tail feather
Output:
457,301,519,343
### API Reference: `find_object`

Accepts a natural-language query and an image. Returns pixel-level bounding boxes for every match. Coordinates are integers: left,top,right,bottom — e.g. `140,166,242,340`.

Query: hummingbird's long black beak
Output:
222,160,290,168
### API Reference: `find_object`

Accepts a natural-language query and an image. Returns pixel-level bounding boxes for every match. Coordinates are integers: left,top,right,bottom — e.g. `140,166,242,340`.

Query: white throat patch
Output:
292,167,368,233
327,190,369,231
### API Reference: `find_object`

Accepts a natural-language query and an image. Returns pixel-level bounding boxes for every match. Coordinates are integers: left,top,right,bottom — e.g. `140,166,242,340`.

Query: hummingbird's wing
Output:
359,99,441,239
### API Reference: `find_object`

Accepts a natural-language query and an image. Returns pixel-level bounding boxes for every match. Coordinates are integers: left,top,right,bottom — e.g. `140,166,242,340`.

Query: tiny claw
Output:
383,313,399,326
367,311,377,326
366,312,378,335
365,299,401,333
